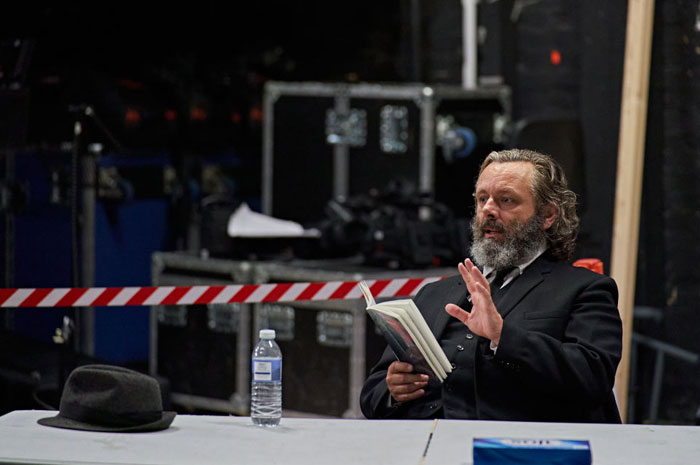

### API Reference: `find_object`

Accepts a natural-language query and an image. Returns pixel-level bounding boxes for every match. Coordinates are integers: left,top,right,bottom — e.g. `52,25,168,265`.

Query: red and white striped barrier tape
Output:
0,277,445,308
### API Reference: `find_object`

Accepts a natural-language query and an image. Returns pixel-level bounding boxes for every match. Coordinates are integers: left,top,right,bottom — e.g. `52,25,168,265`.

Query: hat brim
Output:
37,411,176,433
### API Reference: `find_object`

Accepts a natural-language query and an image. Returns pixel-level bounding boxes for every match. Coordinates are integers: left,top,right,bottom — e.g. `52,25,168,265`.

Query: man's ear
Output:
542,204,559,230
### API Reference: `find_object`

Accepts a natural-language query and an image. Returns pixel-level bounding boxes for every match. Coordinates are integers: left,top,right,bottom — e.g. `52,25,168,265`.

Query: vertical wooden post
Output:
610,0,655,423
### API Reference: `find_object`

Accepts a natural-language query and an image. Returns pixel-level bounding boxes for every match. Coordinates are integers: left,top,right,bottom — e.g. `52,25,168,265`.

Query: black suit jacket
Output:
360,253,623,423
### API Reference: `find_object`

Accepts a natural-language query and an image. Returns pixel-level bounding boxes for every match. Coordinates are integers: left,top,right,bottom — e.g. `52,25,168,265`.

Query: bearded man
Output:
360,149,623,423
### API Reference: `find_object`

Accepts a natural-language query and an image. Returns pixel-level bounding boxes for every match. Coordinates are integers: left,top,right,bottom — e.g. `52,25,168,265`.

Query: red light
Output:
249,106,263,122
125,108,141,125
550,49,562,65
165,109,177,121
231,112,242,124
190,107,207,121
119,79,144,90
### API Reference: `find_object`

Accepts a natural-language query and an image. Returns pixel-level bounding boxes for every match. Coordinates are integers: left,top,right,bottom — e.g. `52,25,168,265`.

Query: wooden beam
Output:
610,0,655,423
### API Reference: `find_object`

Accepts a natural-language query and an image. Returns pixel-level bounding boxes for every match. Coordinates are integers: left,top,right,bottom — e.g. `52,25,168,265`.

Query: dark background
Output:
1,1,699,424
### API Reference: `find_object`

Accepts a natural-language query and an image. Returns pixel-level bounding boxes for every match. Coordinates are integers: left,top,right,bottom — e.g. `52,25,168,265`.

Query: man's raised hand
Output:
444,259,504,345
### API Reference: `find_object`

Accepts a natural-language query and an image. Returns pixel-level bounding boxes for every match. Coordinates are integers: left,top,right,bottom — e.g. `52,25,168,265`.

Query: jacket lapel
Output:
494,254,552,319
430,277,469,338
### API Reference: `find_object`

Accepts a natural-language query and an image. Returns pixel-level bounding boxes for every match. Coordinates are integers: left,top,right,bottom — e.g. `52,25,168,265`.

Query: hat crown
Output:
59,365,162,427
38,364,175,432
64,366,161,409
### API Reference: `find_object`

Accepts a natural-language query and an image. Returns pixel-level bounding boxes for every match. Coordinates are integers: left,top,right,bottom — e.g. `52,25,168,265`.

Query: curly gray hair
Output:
478,149,579,261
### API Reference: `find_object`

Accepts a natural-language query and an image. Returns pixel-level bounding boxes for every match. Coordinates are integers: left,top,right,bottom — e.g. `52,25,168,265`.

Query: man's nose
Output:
482,197,498,218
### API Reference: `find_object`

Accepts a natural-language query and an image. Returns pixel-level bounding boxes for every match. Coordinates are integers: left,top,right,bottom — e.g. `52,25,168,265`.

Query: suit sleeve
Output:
494,272,622,406
359,345,402,418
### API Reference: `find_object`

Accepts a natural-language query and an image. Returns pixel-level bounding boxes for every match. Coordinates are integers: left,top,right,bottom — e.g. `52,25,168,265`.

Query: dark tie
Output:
490,268,514,300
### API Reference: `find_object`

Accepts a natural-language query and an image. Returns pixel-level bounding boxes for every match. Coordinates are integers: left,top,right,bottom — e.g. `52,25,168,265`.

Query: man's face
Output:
470,161,551,269
474,161,538,236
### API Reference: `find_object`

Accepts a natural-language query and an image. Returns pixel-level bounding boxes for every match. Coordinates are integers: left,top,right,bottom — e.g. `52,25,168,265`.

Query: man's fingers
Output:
460,260,490,297
387,371,429,386
386,361,429,401
386,362,428,385
473,268,491,290
464,259,490,289
459,262,478,296
458,262,471,286
445,303,470,324
470,281,493,308
387,376,427,402
387,361,415,374
388,378,428,392
392,389,426,403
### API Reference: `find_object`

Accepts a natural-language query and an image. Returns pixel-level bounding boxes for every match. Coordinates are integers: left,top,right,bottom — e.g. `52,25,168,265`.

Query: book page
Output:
358,280,376,306
389,299,453,375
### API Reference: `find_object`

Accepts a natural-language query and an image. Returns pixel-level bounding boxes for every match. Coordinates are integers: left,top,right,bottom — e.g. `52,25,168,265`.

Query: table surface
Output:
1,410,700,465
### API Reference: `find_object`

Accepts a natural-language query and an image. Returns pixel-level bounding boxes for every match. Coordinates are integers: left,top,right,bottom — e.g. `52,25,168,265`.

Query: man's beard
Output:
469,213,548,270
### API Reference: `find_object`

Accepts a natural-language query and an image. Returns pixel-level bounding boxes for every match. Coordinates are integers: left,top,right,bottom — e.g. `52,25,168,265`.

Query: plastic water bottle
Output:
251,329,282,426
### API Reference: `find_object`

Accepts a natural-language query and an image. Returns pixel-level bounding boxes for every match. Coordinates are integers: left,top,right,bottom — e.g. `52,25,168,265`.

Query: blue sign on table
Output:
473,438,591,465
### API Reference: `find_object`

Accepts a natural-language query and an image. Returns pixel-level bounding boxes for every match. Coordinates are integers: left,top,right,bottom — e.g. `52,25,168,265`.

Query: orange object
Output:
573,258,604,274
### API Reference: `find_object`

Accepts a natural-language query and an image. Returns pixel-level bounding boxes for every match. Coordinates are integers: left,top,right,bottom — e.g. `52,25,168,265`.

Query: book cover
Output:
366,307,440,380
359,281,451,382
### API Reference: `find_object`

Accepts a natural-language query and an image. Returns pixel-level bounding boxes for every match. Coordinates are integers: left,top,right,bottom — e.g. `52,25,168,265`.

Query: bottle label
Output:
252,358,282,382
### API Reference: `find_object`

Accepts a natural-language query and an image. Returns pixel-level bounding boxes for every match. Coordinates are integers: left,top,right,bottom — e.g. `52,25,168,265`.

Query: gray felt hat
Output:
38,364,176,433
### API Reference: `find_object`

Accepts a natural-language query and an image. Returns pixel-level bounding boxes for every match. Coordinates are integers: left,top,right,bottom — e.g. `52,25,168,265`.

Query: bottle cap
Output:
259,329,276,340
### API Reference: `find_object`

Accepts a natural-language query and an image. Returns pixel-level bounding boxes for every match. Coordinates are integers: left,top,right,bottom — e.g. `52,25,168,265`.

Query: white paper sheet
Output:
226,203,320,238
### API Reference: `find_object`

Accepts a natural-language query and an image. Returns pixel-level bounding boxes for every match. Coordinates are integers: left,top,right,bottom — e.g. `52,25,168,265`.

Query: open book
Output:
359,281,452,382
